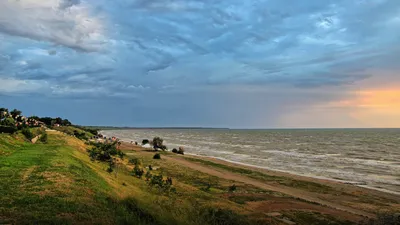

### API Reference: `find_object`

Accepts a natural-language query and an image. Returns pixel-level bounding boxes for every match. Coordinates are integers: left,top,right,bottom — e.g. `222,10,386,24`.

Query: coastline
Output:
114,134,400,196
117,137,400,199
184,152,400,196
117,140,400,219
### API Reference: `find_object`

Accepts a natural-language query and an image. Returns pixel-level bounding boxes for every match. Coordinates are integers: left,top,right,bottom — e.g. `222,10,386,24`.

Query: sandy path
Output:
162,155,375,218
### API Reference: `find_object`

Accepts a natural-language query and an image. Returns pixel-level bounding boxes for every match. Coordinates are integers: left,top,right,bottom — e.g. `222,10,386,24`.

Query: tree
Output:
39,117,53,126
153,137,164,150
1,118,15,127
55,117,63,125
61,119,72,126
0,108,8,120
10,109,22,118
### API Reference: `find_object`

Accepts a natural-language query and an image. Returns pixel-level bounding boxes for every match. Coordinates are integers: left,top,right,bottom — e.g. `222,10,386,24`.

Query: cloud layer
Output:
1,0,400,127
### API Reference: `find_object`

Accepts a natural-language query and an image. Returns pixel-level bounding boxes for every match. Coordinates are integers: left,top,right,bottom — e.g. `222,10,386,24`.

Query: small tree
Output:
178,147,185,155
152,137,164,150
0,108,8,120
10,109,22,118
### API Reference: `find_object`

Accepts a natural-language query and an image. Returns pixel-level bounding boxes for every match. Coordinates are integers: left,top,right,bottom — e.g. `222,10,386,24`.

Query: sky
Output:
1,0,400,128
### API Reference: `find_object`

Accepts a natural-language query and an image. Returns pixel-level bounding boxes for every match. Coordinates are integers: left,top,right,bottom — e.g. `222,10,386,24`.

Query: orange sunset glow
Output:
328,87,400,127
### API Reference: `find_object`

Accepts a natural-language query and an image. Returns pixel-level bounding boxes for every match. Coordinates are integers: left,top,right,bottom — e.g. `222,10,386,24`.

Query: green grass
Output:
53,126,93,140
0,133,157,224
1,132,272,225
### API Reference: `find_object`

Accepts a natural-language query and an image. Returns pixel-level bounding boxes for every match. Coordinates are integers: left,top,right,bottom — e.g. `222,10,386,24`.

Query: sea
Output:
101,128,400,194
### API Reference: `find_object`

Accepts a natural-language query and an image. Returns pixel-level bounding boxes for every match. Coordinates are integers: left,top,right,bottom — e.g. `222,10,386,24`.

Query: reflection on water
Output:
102,129,400,193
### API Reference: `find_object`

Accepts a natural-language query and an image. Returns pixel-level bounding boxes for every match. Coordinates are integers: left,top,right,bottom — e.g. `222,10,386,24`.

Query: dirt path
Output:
162,155,375,218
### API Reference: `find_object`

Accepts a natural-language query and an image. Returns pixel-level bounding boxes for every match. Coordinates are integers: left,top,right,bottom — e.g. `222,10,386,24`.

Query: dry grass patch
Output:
22,166,38,181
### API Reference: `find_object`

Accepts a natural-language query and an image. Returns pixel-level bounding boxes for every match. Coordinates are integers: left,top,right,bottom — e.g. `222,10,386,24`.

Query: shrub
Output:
73,130,88,140
21,128,34,140
153,153,161,159
229,184,237,192
148,174,173,192
132,165,144,178
148,165,153,170
128,158,141,165
178,147,185,155
0,125,17,134
145,171,152,181
149,174,163,187
172,148,178,153
39,133,48,143
107,159,115,173
88,142,125,162
142,139,149,145
1,118,15,127
152,137,164,149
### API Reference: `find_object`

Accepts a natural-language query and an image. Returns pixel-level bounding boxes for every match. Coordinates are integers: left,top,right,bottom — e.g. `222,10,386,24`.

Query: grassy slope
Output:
53,126,93,140
0,132,156,224
0,131,265,225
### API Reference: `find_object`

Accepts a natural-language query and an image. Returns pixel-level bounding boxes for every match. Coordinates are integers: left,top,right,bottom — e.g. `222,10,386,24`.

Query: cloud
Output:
0,77,44,94
1,0,400,127
0,0,106,52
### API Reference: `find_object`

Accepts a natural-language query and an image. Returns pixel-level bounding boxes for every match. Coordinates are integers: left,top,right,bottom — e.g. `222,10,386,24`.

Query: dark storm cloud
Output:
1,0,400,127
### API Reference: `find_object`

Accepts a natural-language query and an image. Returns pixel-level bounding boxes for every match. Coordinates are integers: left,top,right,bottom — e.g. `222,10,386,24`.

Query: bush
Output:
153,153,161,160
172,148,178,153
21,128,34,140
229,184,237,192
74,130,88,140
88,142,125,162
132,165,144,178
142,139,149,145
152,137,164,149
148,174,173,192
128,158,141,165
107,159,115,173
1,118,15,127
0,125,17,134
39,133,48,143
178,147,185,155
145,171,152,181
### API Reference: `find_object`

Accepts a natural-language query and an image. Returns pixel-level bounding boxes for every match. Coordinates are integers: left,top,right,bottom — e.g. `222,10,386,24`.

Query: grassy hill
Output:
0,130,261,225
0,131,157,224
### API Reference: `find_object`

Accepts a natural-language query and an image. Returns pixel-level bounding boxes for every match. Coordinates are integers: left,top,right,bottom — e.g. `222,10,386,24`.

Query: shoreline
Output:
184,152,400,196
117,138,400,197
102,129,399,197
